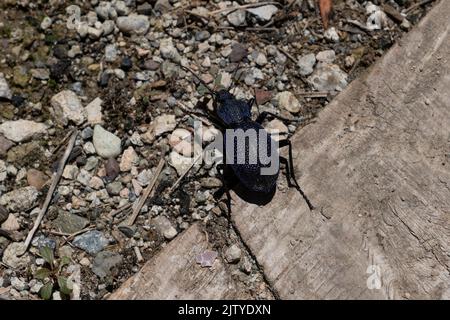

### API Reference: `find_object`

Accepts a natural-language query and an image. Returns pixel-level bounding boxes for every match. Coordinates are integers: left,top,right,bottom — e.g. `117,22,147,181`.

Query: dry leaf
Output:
319,0,333,29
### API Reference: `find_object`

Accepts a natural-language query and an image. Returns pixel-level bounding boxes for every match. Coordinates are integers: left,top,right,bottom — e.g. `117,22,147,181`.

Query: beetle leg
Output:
279,156,296,189
247,97,255,109
191,98,227,129
278,139,314,210
213,163,235,214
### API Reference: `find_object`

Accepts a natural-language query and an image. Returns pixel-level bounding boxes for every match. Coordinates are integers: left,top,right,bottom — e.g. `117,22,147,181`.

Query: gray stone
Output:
134,71,152,81
244,68,264,86
136,169,152,186
324,27,339,42
114,1,129,16
40,16,52,29
117,14,149,35
95,1,112,20
137,3,152,15
168,151,194,176
106,181,122,196
200,177,222,188
84,156,99,171
93,125,121,158
1,214,19,231
143,60,160,71
141,114,176,144
102,20,115,36
229,43,248,63
154,0,172,13
63,164,79,180
53,212,89,234
0,135,14,157
83,142,96,155
0,186,39,212
76,22,89,37
276,91,301,113
114,69,126,79
298,53,316,76
246,5,278,21
91,251,123,278
105,44,118,62
307,63,348,92
81,127,94,140
159,38,180,61
366,10,388,31
0,120,47,143
0,72,12,100
225,244,242,264
87,26,103,39
152,215,178,240
50,90,86,126
130,132,143,146
120,146,139,172
240,256,253,274
31,68,50,80
2,242,31,268
68,45,82,58
195,31,210,41
86,11,98,25
85,97,103,125
77,169,92,186
161,61,179,78
73,230,109,255
30,281,43,294
32,235,57,251
316,50,336,63
227,10,246,27
252,51,268,67
11,277,27,291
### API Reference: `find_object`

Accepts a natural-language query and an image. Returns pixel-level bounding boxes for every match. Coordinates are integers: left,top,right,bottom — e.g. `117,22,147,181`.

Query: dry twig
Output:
168,152,203,194
126,157,165,226
21,130,78,254
277,46,298,64
134,246,144,262
404,0,436,14
297,91,329,98
209,1,281,16
107,203,132,220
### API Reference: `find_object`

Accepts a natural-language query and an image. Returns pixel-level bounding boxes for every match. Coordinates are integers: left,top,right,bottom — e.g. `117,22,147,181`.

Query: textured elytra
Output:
223,121,279,193
214,89,279,194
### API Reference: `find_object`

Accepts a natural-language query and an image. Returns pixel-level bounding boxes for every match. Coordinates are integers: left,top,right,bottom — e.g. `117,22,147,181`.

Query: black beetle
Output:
180,64,314,212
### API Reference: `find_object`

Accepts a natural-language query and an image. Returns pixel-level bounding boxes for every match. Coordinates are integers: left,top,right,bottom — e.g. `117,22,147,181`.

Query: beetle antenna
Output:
227,61,241,93
179,64,217,97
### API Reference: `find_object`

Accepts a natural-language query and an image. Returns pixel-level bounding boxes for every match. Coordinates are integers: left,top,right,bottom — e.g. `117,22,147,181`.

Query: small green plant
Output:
47,78,58,90
34,246,72,300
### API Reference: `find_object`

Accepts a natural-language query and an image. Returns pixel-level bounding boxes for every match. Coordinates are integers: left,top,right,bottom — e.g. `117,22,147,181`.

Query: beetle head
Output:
216,92,252,126
216,89,233,104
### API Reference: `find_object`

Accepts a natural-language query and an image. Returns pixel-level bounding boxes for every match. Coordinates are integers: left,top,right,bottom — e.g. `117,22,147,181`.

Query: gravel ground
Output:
0,0,435,300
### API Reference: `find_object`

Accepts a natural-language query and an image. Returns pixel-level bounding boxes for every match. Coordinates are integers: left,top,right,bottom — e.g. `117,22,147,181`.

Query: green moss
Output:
47,78,58,90
44,33,58,45
13,65,30,87
0,25,12,38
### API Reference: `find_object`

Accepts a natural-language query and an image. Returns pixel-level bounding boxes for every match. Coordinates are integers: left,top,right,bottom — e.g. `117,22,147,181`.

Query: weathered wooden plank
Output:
109,223,255,299
232,0,450,299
